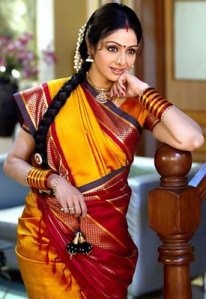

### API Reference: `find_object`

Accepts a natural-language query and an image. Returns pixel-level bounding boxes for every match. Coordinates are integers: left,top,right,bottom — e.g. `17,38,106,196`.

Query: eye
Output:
127,48,137,55
107,45,118,53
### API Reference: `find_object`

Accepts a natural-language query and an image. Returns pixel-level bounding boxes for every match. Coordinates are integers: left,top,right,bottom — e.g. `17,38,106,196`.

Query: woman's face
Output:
89,28,138,87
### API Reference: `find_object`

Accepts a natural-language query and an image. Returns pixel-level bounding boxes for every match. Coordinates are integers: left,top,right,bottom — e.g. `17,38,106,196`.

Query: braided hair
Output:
34,3,143,168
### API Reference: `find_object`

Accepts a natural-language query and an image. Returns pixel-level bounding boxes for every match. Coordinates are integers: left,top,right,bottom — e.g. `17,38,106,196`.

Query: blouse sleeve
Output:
120,97,160,132
14,84,49,136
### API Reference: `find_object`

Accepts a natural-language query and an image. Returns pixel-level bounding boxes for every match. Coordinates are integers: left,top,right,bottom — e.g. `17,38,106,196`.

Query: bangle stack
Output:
139,87,173,121
25,167,54,190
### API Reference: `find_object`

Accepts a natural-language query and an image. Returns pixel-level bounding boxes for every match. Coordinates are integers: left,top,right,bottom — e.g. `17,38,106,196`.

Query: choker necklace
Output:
86,73,111,104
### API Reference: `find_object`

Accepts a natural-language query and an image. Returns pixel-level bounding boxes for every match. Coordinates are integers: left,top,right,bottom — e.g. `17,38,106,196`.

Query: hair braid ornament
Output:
74,23,87,73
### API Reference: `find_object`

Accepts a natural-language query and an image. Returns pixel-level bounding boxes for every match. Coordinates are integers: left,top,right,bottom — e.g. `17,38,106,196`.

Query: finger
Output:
114,84,126,97
60,206,70,213
79,197,87,218
71,195,87,218
72,201,82,217
117,79,126,90
111,84,120,97
68,206,76,215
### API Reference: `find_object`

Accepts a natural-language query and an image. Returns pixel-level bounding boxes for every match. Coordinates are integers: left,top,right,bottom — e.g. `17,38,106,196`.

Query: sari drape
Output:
14,78,156,298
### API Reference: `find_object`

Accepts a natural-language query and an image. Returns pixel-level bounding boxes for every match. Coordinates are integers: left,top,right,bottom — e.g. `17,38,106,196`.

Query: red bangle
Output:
139,87,173,120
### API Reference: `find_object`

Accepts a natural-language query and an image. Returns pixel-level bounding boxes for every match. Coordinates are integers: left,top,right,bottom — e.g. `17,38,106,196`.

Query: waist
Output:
79,165,129,194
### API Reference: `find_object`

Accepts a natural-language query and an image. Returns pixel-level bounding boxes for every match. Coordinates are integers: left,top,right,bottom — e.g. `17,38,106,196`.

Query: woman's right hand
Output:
49,174,87,218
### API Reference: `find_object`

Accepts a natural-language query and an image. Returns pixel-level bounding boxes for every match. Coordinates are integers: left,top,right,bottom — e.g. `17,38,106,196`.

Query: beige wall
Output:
54,0,88,78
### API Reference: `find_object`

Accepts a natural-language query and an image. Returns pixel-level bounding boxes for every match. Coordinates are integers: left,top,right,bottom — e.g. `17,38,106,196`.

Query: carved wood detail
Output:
148,143,202,299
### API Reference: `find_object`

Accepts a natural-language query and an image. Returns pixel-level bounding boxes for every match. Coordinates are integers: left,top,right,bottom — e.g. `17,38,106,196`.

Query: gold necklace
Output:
86,73,111,104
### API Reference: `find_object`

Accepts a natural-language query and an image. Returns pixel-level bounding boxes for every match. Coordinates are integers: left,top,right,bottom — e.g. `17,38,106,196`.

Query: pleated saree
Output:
14,78,158,299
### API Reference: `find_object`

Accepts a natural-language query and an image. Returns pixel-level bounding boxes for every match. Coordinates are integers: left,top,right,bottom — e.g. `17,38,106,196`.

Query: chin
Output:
107,73,121,82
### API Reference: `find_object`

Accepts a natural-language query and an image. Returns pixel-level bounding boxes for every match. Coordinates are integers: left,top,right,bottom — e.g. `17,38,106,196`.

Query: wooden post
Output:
148,143,201,299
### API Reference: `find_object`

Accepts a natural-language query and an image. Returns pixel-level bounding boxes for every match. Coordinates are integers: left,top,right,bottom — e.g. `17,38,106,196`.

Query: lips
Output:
110,67,125,76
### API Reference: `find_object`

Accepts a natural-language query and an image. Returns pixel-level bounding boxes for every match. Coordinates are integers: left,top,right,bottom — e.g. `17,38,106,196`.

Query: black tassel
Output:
78,231,92,254
66,231,80,255
66,230,92,255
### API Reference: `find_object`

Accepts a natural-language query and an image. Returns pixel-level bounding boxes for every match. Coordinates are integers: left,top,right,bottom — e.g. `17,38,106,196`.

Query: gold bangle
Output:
25,167,33,185
26,167,54,190
52,176,61,196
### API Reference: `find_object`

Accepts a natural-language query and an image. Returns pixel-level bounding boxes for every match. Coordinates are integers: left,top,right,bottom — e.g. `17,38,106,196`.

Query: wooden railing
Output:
148,143,206,299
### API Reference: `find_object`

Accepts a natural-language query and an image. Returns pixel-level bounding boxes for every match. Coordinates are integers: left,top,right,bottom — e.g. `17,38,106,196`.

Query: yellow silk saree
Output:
14,78,157,299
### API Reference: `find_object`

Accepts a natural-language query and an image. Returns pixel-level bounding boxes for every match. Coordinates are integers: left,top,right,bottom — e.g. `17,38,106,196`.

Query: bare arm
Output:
3,129,87,218
111,72,204,152
152,106,204,151
3,129,36,185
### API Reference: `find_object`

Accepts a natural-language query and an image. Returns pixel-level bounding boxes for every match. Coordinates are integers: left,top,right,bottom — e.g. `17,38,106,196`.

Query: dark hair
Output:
79,3,143,61
34,3,143,168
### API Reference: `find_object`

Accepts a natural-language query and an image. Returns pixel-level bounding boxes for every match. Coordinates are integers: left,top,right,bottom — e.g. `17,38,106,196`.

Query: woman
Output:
3,3,204,299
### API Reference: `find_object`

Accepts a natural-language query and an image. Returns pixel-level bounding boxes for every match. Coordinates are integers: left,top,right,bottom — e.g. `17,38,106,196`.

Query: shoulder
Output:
44,77,71,99
13,77,73,134
46,77,71,90
18,77,71,95
15,77,71,103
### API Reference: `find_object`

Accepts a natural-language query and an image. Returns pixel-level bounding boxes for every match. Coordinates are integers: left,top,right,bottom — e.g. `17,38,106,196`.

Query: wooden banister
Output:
148,143,202,299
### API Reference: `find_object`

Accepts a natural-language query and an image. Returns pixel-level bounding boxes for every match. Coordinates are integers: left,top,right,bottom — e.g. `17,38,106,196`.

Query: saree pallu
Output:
14,78,156,298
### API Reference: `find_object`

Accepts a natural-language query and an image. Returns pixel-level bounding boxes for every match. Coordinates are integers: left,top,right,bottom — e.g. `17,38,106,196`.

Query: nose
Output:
116,50,126,66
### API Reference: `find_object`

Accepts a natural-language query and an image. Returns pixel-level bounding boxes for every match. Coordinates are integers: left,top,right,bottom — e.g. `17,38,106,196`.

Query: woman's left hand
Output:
110,72,149,98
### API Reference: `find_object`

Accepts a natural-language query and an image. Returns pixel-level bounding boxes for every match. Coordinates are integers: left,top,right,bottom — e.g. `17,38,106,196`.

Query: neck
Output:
86,72,112,104
86,72,112,92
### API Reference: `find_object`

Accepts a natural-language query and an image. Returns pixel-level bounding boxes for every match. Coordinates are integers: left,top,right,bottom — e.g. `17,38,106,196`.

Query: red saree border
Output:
49,123,76,185
42,82,53,105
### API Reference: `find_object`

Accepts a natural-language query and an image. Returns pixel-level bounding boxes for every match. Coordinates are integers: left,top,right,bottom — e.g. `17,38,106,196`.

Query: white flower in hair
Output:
74,23,87,73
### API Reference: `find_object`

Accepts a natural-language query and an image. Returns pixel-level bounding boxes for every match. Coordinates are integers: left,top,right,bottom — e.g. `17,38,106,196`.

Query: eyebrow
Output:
104,41,138,48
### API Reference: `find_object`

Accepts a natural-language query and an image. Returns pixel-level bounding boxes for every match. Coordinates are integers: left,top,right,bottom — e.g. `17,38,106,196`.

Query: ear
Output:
89,47,96,59
85,30,95,59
